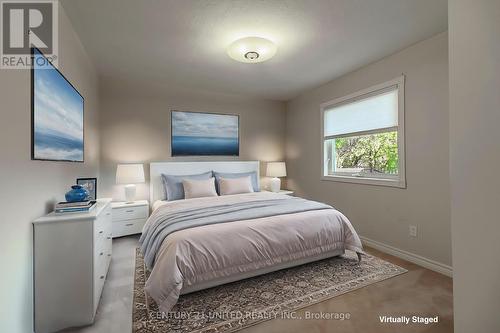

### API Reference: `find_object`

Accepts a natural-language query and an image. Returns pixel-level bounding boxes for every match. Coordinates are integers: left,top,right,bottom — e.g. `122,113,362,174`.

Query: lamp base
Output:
269,177,281,193
124,184,137,203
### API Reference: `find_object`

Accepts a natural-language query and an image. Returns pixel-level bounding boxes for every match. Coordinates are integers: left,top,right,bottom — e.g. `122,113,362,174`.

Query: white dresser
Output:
33,199,112,333
111,200,149,238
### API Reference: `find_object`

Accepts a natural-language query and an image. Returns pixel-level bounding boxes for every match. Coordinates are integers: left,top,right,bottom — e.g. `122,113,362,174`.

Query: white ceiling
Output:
61,0,447,101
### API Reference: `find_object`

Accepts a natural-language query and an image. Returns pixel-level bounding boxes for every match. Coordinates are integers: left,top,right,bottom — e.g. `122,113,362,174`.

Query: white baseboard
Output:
360,236,453,277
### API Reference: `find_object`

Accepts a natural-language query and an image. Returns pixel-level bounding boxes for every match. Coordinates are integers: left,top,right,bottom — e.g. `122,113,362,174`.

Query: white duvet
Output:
144,192,363,313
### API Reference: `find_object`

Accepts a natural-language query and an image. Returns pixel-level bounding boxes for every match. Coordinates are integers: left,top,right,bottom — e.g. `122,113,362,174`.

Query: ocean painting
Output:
32,48,84,162
171,111,239,156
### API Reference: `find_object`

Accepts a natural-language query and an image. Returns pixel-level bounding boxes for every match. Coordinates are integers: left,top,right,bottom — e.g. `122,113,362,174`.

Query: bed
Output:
140,161,363,313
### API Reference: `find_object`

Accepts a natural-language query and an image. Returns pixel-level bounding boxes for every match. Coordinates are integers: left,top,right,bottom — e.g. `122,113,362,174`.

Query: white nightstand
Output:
111,200,149,238
264,190,294,196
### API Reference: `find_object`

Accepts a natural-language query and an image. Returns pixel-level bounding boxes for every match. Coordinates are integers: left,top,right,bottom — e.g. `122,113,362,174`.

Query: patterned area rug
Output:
133,249,406,333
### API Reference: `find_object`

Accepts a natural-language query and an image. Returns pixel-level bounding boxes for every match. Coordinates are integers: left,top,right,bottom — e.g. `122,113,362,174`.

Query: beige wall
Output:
0,6,100,332
449,1,500,331
99,78,286,202
285,32,451,267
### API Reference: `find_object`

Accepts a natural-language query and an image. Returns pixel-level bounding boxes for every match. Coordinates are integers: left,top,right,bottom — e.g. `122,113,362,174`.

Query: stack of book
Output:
55,200,97,214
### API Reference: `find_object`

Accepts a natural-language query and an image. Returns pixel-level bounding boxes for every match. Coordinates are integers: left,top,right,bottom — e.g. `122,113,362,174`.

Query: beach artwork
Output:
32,48,84,162
171,111,239,156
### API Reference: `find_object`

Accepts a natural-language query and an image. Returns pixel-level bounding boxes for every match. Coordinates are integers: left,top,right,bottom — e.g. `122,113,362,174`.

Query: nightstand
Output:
278,190,294,196
264,190,294,196
111,200,149,238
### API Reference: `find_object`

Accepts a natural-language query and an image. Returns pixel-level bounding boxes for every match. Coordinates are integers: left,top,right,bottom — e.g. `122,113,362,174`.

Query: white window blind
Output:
323,87,398,137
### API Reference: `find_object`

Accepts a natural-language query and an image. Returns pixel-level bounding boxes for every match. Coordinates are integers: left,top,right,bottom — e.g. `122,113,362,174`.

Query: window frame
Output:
320,76,406,188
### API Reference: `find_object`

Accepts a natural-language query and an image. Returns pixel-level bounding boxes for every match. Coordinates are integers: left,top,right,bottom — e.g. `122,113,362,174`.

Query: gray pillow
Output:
213,171,260,193
161,171,213,201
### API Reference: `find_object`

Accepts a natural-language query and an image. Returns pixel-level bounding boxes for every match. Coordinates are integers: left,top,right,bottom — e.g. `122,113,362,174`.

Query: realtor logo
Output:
1,0,58,68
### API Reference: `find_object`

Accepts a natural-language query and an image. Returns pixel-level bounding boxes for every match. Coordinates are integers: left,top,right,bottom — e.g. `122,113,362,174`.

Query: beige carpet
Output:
133,249,406,333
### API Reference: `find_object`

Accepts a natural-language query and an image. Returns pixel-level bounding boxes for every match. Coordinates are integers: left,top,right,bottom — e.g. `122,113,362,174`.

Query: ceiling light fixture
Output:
227,37,277,63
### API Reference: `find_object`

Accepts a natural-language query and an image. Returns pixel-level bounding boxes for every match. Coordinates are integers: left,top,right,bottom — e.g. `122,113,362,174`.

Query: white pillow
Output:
182,177,218,199
219,176,254,195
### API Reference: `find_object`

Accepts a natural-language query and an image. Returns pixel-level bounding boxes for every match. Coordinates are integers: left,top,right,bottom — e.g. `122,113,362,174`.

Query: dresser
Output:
33,199,112,333
111,200,149,238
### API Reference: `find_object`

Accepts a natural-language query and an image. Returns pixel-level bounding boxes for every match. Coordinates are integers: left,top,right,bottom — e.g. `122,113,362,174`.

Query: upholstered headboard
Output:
149,161,260,204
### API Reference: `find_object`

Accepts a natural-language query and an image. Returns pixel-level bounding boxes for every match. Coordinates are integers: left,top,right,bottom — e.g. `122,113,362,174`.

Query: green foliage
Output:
334,131,398,174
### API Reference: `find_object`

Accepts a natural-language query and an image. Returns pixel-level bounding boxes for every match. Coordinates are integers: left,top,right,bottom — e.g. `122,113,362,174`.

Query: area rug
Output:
133,248,406,333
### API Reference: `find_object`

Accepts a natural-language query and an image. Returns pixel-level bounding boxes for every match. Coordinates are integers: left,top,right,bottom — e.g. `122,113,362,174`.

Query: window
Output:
321,76,405,188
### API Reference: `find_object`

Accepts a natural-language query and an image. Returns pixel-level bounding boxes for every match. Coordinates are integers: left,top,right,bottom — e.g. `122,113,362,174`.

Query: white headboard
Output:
149,161,260,204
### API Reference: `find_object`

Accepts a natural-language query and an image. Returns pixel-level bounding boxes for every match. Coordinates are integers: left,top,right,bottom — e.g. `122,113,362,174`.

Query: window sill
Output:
321,175,406,188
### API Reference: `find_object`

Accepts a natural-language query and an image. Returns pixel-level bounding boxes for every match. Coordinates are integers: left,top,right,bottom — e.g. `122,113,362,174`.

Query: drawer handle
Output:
126,210,134,213
125,223,134,226
100,275,104,280
100,252,104,256
107,236,111,240
107,254,111,257
99,231,103,234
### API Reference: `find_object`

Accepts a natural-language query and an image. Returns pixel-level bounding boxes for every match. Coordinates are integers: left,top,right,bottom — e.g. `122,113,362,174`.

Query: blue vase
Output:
65,185,89,202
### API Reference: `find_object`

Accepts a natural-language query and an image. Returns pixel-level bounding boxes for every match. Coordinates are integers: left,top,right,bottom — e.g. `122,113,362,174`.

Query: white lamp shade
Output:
116,164,145,184
267,162,287,177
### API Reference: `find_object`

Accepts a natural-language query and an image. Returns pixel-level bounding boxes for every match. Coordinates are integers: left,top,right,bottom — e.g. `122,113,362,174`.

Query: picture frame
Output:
32,47,85,162
171,110,240,156
76,178,97,200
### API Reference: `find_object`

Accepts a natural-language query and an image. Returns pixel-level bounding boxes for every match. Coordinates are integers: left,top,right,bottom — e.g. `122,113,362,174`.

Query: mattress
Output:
142,192,363,313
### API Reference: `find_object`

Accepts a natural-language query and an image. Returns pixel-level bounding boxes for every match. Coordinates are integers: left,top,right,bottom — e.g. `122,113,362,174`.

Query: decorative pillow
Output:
213,171,260,193
182,178,218,199
219,176,254,196
161,171,213,201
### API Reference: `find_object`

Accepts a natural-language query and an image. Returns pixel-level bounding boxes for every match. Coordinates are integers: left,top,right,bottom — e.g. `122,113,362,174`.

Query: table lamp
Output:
116,164,145,203
266,162,286,192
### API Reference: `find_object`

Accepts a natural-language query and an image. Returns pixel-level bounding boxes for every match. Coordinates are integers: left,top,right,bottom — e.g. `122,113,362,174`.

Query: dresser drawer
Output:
94,236,110,260
93,256,107,313
93,236,109,278
96,206,112,226
94,218,111,243
112,218,145,238
112,205,148,222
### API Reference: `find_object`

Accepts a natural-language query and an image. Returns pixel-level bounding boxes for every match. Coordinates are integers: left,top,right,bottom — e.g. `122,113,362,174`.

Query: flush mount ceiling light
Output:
227,37,277,63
